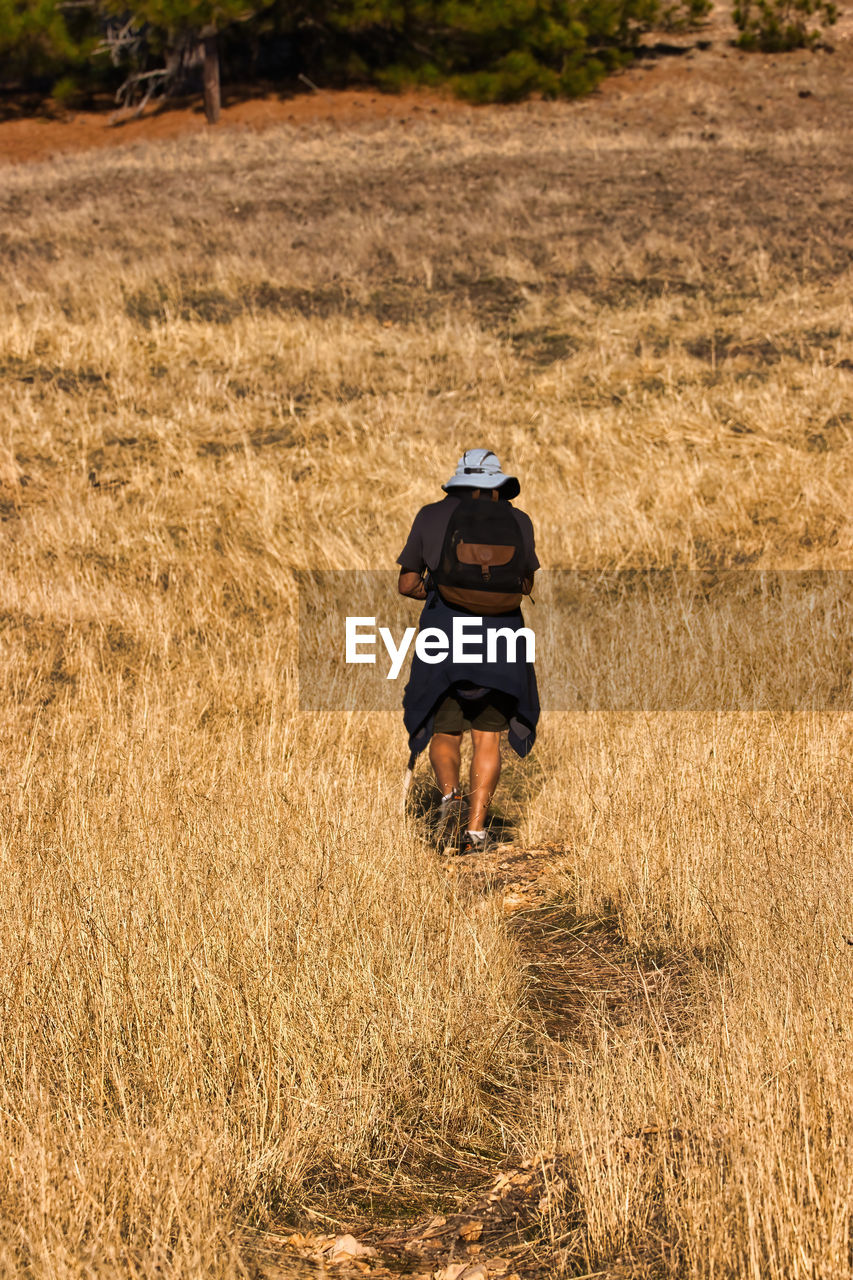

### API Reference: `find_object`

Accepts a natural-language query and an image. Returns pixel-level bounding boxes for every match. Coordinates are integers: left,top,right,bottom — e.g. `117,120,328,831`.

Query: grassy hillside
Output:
1,53,852,1276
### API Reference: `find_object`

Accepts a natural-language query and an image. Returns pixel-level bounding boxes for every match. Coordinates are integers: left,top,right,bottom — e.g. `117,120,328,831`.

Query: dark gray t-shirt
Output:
397,495,539,577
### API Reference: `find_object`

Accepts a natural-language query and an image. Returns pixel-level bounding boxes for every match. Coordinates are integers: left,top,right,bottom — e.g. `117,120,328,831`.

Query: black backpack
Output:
433,493,526,615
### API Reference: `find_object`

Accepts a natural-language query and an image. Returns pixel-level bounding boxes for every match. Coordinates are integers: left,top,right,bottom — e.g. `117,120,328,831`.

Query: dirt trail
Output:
239,839,670,1280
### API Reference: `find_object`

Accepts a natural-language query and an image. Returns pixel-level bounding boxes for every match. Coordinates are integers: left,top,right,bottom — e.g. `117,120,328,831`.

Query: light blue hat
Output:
441,448,520,500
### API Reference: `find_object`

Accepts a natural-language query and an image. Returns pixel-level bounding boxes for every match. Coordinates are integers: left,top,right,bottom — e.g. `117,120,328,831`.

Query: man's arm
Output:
516,508,538,596
397,508,428,599
398,569,427,600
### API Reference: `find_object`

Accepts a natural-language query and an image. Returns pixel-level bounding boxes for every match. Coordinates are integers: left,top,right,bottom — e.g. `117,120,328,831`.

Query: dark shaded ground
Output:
4,124,851,344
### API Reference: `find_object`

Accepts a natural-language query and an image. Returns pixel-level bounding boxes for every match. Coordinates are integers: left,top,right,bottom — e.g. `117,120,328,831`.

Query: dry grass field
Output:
2,27,853,1278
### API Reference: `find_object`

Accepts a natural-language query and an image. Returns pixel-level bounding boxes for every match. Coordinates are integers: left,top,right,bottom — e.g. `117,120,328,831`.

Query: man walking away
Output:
397,449,540,854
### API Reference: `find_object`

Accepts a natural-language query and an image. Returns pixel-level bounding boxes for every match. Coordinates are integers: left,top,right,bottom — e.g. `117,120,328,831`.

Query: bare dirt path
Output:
238,840,676,1280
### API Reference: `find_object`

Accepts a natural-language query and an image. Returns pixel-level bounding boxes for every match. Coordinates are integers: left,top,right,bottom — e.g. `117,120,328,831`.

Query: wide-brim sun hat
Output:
441,448,520,500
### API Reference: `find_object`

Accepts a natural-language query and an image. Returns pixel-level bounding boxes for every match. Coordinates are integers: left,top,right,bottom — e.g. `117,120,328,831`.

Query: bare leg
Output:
429,732,462,797
468,729,502,831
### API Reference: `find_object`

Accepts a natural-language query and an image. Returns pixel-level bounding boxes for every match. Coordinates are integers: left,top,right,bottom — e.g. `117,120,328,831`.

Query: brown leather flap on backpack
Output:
456,541,516,569
438,584,523,615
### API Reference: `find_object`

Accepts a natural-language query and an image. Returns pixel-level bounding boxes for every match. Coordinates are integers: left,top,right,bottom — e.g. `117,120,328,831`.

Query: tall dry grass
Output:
1,93,852,1275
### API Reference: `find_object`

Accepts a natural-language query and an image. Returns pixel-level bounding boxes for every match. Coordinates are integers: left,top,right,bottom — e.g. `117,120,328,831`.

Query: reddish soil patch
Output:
0,89,469,166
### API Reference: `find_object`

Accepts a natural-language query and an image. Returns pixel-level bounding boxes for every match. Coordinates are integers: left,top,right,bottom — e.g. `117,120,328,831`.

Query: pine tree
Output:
325,0,674,101
733,0,837,49
0,0,93,85
100,0,295,121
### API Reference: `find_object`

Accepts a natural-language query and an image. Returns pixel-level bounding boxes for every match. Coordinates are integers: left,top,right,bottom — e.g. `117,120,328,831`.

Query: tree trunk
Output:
201,26,220,124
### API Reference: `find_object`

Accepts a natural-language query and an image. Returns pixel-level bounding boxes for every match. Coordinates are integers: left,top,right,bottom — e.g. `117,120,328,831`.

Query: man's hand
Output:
398,570,427,600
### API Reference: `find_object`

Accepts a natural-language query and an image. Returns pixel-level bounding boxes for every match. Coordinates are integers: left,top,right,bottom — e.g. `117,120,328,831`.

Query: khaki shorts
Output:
432,687,515,734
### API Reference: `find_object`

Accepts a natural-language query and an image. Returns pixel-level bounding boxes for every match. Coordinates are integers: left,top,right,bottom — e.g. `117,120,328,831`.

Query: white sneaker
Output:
458,829,490,856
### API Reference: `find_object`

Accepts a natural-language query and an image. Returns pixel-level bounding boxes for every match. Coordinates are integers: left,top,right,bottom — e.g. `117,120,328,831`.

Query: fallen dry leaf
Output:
434,1264,468,1280
435,1263,491,1280
326,1234,377,1264
286,1231,325,1249
521,1152,555,1169
458,1219,483,1242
